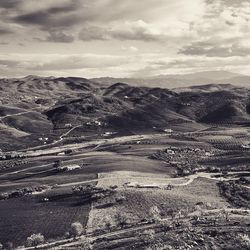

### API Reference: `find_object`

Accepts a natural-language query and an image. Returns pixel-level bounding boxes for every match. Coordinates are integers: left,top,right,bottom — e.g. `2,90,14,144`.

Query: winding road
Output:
58,171,250,188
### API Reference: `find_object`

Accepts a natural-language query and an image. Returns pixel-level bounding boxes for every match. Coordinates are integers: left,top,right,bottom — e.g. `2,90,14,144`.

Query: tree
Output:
26,233,45,247
64,231,70,239
104,220,112,231
115,213,129,228
159,219,171,231
71,222,84,237
79,236,93,250
54,160,62,170
150,206,161,222
221,208,230,221
0,192,8,200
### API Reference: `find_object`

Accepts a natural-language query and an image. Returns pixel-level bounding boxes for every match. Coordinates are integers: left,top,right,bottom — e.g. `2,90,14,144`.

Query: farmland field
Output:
1,127,250,248
0,193,91,246
87,172,230,232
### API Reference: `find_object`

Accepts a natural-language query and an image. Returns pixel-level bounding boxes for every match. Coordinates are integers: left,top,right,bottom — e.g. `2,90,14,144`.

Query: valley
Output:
0,76,249,249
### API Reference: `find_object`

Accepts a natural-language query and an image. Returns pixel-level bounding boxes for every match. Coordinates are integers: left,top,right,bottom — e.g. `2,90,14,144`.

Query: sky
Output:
0,0,250,78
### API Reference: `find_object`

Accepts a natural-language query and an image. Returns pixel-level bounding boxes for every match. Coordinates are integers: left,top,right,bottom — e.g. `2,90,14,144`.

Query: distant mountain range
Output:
91,70,250,89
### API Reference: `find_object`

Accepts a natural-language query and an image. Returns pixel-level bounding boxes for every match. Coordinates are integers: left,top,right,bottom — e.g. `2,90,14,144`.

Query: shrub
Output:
64,231,70,239
115,213,129,228
150,206,161,222
71,222,84,237
238,234,250,248
104,221,112,231
138,229,156,244
115,195,126,203
79,236,93,250
0,192,8,200
26,233,45,247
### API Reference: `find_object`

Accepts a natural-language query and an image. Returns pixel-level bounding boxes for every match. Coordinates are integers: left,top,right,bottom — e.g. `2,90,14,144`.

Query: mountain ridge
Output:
91,70,250,89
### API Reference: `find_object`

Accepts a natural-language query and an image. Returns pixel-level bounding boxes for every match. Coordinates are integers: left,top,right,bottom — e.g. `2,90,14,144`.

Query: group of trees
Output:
0,185,48,200
218,180,250,208
26,233,45,247
72,184,116,202
0,221,92,249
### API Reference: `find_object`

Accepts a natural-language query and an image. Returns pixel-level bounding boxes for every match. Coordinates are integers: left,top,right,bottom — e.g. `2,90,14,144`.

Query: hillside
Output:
1,76,250,151
45,82,250,131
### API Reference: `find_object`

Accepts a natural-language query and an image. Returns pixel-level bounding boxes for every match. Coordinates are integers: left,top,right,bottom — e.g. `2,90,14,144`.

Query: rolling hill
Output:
45,81,250,130
1,75,250,151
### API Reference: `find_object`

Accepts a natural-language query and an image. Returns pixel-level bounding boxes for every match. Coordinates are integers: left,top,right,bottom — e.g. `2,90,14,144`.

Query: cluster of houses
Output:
0,151,25,160
241,143,250,149
151,146,215,176
56,163,81,172
38,137,49,144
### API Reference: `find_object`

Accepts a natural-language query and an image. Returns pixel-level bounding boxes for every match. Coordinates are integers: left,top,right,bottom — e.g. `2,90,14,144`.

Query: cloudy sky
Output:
0,0,250,78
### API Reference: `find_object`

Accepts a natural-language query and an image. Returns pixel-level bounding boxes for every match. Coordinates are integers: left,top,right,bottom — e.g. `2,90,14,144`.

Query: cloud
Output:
0,59,20,67
109,20,162,41
79,20,166,42
0,0,250,77
0,28,13,35
14,10,81,29
179,42,250,57
37,30,75,43
29,54,130,71
1,0,205,42
0,53,162,78
178,0,250,58
4,0,82,34
0,1,20,9
122,46,138,52
1,52,250,79
79,25,107,41
0,53,135,77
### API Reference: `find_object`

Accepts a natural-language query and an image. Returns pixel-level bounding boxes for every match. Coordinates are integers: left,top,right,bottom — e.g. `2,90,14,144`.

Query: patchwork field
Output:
87,171,230,232
0,127,250,249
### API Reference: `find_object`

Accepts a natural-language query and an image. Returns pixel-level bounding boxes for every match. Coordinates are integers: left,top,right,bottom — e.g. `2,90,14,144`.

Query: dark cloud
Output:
46,0,81,14
12,0,83,30
14,11,82,29
0,1,20,9
179,41,250,57
0,27,13,35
